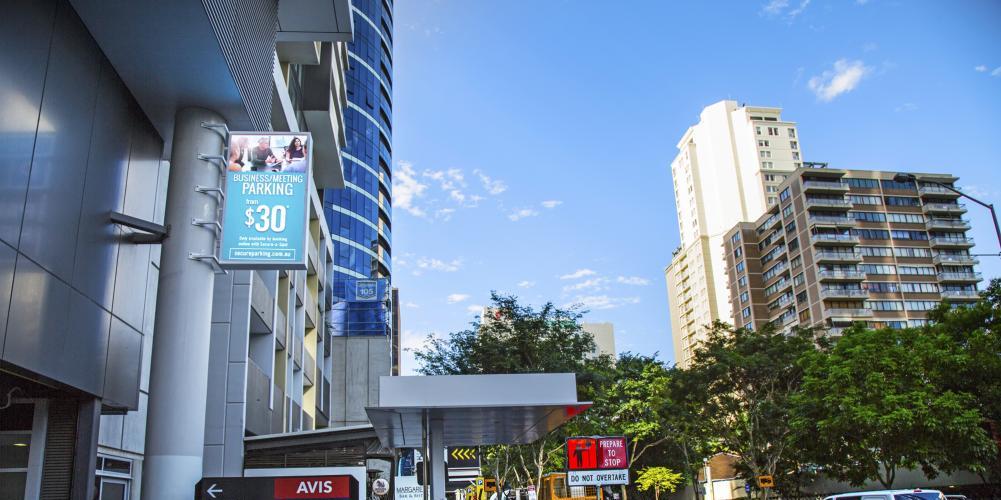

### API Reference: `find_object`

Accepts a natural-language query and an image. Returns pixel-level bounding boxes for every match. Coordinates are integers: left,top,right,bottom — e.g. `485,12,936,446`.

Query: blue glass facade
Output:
324,0,393,335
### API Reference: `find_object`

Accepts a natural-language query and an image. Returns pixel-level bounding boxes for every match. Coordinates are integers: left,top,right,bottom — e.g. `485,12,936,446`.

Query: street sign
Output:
219,132,312,270
756,475,774,488
566,438,598,470
372,478,390,496
448,447,480,469
566,436,629,486
597,437,628,470
566,470,629,487
197,475,358,500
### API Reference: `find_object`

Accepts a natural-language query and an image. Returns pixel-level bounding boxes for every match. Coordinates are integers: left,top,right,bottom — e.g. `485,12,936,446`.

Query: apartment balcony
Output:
820,288,870,300
806,198,853,210
811,233,860,246
814,250,863,263
918,185,961,198
808,215,855,227
937,272,983,283
929,237,974,248
932,254,979,266
925,218,971,231
923,202,967,214
940,289,981,300
817,269,866,281
802,180,849,193
823,308,873,319
773,295,795,308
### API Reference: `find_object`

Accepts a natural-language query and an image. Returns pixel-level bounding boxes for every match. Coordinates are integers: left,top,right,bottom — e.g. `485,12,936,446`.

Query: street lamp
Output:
894,172,1001,256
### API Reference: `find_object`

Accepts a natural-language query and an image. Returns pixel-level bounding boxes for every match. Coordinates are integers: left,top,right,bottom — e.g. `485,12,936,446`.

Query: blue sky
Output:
388,0,1001,372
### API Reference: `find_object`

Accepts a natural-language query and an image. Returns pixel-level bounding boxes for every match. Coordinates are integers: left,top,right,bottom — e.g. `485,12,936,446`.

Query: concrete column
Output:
72,398,101,500
142,108,226,500
429,417,446,500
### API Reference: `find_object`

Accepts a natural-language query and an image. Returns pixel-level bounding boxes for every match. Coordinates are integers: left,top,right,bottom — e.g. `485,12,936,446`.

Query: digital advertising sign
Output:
219,132,312,270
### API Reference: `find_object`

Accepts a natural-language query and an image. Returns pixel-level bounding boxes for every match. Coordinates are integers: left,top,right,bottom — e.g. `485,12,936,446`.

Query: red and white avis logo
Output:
274,476,351,499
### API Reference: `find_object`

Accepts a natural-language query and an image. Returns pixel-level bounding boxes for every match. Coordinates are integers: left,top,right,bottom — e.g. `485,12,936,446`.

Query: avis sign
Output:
219,132,312,270
565,436,629,486
197,475,359,500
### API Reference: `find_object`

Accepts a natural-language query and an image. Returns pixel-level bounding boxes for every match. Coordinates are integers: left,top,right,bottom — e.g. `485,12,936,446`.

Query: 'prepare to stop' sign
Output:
598,437,628,469
566,438,598,470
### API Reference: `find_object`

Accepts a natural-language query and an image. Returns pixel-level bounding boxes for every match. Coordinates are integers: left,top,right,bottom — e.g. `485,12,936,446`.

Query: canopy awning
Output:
365,373,591,449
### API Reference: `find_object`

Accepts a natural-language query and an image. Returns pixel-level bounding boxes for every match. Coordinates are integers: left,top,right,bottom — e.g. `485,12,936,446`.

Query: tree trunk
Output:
654,485,660,500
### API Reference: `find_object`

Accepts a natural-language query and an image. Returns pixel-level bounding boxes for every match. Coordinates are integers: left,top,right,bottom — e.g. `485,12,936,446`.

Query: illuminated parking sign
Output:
219,132,312,270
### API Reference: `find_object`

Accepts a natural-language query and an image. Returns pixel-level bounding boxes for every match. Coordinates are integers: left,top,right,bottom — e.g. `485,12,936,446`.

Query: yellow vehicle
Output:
537,473,603,500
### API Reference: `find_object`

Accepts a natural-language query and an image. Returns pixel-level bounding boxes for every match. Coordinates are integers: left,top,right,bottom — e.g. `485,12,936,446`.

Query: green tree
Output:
635,467,684,500
684,322,818,500
792,324,994,488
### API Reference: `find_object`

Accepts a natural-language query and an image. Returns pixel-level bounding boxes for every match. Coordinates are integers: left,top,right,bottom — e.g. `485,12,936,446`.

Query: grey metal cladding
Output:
202,0,278,131
103,318,143,409
71,62,134,310
5,255,73,382
18,1,102,283
0,0,56,247
0,242,15,350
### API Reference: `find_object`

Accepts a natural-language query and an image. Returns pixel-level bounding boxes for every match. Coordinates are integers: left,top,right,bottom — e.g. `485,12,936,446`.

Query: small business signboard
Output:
566,436,629,487
756,475,774,488
219,132,312,270
197,475,358,500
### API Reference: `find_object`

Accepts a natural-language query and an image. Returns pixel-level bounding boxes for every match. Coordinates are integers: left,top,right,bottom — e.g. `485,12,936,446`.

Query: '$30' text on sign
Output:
245,205,289,232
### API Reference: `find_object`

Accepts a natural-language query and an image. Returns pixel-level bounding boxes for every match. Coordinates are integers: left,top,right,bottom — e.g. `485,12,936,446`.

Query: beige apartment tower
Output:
666,100,804,367
722,167,982,333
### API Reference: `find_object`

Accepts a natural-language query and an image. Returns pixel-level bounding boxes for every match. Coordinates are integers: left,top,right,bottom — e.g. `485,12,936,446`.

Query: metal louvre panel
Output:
202,0,277,131
40,401,78,499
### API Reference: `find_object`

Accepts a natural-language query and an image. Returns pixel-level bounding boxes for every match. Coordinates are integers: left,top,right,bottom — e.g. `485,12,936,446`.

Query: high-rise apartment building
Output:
722,167,983,333
322,0,396,427
666,100,804,367
582,323,617,358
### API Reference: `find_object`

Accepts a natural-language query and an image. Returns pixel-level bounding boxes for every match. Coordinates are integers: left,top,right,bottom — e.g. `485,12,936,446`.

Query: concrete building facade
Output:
581,323,617,358
722,167,983,333
666,100,804,367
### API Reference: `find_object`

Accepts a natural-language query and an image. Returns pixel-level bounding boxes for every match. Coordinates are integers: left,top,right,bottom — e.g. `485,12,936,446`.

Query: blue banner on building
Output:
327,278,390,336
219,132,312,269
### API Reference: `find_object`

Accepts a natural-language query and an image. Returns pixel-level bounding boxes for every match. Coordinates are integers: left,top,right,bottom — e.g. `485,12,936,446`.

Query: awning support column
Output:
429,416,446,500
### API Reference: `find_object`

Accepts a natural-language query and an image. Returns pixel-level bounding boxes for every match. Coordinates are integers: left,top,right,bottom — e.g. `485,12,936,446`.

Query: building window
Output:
760,150,772,158
734,247,743,259
793,272,805,286
731,232,741,244
95,455,134,500
849,195,883,205
782,204,793,217
885,196,921,207
871,300,904,311
788,128,796,138
742,307,751,318
765,174,775,181
766,186,777,193
779,187,791,201
761,161,774,168
792,151,800,160
798,309,811,322
791,255,802,269
768,196,777,204
759,140,770,147
744,321,754,331
845,178,879,189
735,261,745,272
768,127,780,136
756,126,762,135
740,291,749,303
790,141,798,149
738,276,748,287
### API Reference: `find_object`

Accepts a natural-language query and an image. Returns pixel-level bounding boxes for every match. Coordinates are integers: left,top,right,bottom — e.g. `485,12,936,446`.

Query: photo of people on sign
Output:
219,132,312,270
227,133,310,173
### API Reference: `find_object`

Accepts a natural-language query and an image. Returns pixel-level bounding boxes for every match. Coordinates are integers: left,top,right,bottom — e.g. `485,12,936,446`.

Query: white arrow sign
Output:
206,483,223,499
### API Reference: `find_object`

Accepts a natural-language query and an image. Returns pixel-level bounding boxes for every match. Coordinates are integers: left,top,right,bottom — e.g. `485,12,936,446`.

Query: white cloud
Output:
434,208,456,221
761,0,810,19
447,293,470,304
560,269,597,280
974,65,988,73
475,169,508,195
616,276,650,286
562,278,608,292
508,208,539,221
567,295,641,310
541,200,563,209
416,257,462,273
393,161,429,217
466,304,484,315
404,302,420,309
808,59,871,102
517,280,536,288
894,102,918,113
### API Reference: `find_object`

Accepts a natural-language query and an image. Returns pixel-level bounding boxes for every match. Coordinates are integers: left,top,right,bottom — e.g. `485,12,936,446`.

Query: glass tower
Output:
323,0,394,337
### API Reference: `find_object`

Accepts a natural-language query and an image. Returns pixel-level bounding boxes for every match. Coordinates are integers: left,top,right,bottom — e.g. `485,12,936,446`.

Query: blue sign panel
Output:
219,132,312,270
